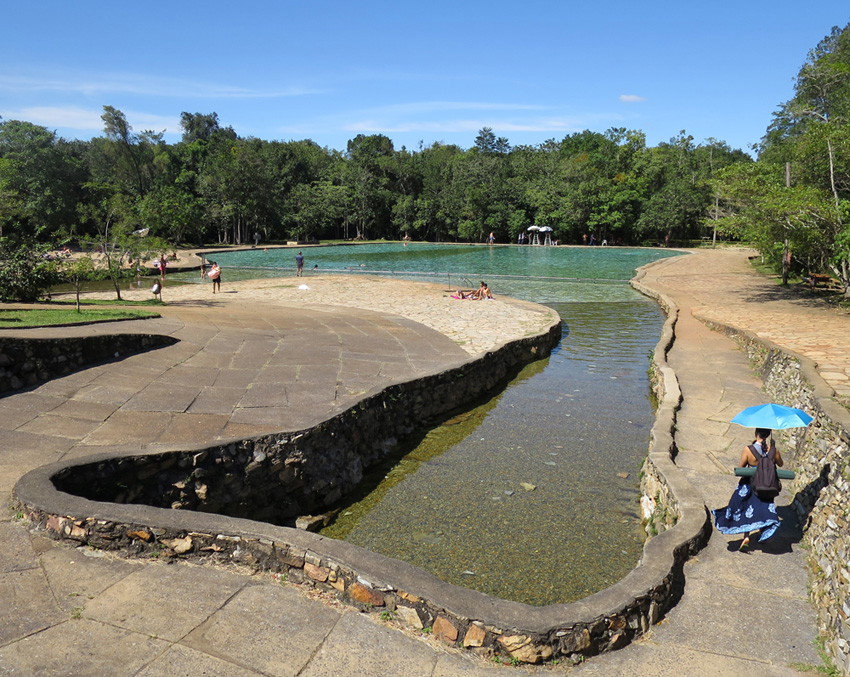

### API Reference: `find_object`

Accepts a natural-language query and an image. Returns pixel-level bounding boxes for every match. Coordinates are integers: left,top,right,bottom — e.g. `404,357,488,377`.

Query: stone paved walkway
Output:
576,248,833,676
1,250,844,675
0,278,556,676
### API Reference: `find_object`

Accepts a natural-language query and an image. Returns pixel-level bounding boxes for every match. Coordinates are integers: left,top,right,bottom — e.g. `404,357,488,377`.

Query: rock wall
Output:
52,328,562,525
704,320,850,675
14,284,713,665
630,278,687,539
0,333,177,395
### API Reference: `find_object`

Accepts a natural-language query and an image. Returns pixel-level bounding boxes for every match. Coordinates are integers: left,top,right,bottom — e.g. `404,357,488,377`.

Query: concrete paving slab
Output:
156,413,231,445
120,383,204,412
647,576,820,666
37,542,140,614
187,386,249,414
2,392,66,415
47,399,119,422
433,653,521,675
182,584,341,677
82,411,173,446
0,521,38,574
683,522,809,598
0,406,40,430
299,612,438,677
16,414,103,439
675,427,733,455
0,619,169,676
212,369,262,389
32,369,105,397
255,365,300,384
157,365,220,387
82,562,249,642
239,382,289,408
675,450,731,476
72,383,139,406
573,638,805,676
0,430,76,455
0,568,65,646
136,643,264,676
231,409,323,431
183,351,237,368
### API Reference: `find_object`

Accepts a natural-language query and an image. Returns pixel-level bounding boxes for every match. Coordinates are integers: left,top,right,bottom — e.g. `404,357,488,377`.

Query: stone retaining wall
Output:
703,319,850,675
630,277,690,539
0,333,177,395
51,328,563,526
14,280,713,665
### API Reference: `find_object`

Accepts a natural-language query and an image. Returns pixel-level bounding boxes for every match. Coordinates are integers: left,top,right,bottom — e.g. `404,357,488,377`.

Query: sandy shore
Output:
81,274,560,356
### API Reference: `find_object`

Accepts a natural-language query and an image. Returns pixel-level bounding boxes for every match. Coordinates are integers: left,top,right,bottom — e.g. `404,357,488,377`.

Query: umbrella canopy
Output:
731,403,813,430
539,226,554,232
527,225,540,231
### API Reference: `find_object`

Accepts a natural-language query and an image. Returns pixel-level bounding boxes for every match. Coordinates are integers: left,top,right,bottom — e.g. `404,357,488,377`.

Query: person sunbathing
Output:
471,281,494,299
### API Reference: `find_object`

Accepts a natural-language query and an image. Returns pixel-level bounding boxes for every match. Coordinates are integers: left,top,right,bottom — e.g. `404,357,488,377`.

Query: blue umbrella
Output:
731,403,813,430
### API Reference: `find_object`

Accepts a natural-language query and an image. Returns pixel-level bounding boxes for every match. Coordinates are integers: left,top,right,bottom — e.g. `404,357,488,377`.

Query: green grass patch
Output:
0,307,159,328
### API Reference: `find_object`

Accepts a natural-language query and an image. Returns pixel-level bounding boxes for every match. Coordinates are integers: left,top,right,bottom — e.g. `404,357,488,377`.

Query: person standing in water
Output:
295,251,304,276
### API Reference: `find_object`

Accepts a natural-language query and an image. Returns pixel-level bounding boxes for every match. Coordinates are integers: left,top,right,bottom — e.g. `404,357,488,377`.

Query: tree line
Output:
2,21,850,298
1,111,747,252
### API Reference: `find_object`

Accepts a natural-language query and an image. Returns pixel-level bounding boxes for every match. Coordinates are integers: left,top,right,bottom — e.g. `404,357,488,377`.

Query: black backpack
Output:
750,442,781,496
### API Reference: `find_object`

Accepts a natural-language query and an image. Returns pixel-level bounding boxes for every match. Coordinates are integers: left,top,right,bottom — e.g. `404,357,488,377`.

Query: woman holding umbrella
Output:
712,404,810,551
713,428,784,551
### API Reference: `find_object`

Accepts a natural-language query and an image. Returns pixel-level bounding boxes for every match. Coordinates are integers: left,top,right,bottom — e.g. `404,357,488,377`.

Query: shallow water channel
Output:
190,244,679,605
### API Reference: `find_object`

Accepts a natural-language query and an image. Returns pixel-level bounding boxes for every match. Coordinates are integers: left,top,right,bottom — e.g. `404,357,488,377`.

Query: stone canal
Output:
197,244,680,604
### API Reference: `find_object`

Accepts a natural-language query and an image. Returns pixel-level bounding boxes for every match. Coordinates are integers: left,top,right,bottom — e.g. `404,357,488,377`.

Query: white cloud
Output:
619,94,647,103
0,72,318,100
363,101,549,114
1,106,103,130
342,117,593,134
0,106,181,134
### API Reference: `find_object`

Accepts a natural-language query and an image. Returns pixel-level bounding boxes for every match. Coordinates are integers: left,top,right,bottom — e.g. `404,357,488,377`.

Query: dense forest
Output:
0,112,747,248
2,22,850,297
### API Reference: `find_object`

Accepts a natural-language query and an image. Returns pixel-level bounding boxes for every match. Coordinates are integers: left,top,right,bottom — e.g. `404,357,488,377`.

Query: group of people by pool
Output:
453,281,494,300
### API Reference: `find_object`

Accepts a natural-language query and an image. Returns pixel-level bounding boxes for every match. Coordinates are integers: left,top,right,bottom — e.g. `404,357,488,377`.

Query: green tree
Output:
78,188,164,300
759,21,850,291
0,120,85,239
62,254,99,312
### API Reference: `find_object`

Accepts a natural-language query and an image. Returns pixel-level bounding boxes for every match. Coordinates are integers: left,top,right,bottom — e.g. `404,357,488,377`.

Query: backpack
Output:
749,442,781,496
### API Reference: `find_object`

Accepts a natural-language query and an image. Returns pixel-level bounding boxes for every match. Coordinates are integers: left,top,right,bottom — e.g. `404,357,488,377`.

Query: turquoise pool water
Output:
184,244,681,605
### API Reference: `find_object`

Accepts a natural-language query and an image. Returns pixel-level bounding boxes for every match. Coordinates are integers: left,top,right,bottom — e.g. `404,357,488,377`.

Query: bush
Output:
0,237,62,302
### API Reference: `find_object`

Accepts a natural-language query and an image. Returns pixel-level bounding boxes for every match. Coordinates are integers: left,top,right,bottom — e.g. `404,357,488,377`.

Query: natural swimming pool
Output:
185,243,681,604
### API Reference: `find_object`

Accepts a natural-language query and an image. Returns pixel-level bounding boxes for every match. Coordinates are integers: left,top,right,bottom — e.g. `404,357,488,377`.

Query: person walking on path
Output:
295,251,304,277
713,428,784,551
207,261,221,293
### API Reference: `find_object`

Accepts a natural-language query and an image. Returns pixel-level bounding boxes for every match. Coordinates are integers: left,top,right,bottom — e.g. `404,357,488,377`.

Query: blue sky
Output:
2,2,849,154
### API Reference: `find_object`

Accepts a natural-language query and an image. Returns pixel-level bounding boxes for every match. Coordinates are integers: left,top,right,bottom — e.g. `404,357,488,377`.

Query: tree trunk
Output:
782,237,790,286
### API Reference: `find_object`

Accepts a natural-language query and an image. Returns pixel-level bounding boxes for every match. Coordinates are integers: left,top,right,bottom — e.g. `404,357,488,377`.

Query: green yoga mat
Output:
734,467,796,479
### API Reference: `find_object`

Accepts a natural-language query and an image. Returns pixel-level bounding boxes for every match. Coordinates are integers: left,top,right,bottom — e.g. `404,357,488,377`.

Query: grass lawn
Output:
0,306,160,328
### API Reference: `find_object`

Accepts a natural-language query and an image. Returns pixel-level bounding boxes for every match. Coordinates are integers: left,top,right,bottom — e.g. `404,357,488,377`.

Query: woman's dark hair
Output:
754,428,773,450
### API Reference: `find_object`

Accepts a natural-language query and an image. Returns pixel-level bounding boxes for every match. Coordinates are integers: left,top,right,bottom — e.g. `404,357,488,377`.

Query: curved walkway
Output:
0,277,558,676
1,250,841,674
577,248,833,676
